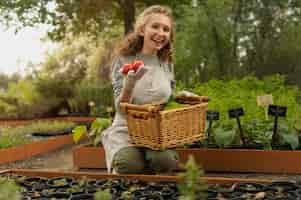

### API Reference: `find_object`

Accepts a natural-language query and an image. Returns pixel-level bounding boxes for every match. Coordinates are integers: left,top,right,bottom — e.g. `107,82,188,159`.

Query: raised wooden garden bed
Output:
72,145,106,169
0,116,96,127
0,135,83,165
177,148,301,174
73,146,301,174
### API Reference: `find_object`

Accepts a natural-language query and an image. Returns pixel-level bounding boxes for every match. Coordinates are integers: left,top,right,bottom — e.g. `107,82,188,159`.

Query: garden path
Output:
0,143,79,171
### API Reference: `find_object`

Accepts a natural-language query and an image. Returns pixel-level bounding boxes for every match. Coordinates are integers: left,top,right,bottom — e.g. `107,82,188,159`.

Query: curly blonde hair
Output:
114,5,174,63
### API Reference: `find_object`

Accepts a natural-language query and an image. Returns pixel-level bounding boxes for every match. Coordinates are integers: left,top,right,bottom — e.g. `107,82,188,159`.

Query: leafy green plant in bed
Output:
73,117,111,146
189,74,301,148
24,121,76,135
211,120,239,148
0,127,32,148
277,120,299,149
243,119,273,149
191,74,301,126
209,119,299,150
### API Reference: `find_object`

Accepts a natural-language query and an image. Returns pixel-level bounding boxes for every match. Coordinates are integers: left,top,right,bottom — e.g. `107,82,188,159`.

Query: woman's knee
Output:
113,147,145,174
146,149,179,173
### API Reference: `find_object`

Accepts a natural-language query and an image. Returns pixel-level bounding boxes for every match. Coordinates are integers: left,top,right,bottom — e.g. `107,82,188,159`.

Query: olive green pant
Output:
112,146,179,174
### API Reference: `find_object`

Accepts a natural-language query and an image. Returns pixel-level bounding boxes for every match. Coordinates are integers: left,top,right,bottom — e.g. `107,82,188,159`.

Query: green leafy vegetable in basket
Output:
163,101,186,110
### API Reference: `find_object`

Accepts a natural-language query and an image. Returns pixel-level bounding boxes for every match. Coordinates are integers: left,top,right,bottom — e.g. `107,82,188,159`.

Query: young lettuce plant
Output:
0,177,22,200
277,120,299,149
72,118,111,146
94,189,112,200
212,121,238,148
244,119,299,150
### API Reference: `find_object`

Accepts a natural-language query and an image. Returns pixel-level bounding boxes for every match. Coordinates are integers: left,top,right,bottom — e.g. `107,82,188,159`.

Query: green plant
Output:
24,121,76,134
0,127,32,148
0,177,22,200
178,155,207,200
212,120,238,148
73,117,112,146
207,118,299,150
0,121,76,148
0,79,47,119
67,82,114,116
190,75,301,149
163,101,186,110
192,75,301,125
94,189,112,200
243,120,273,149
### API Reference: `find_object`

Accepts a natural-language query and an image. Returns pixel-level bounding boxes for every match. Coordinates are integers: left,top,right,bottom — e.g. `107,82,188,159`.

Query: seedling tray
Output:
0,169,280,200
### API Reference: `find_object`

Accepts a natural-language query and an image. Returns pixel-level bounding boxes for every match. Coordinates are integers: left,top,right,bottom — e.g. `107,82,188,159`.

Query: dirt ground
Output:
0,143,77,171
1,143,301,181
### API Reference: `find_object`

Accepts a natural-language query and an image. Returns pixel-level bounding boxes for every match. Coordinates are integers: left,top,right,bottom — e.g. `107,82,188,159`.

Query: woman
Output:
102,5,179,174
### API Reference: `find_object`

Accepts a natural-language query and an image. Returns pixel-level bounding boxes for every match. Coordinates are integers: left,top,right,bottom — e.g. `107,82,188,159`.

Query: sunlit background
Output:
0,25,55,75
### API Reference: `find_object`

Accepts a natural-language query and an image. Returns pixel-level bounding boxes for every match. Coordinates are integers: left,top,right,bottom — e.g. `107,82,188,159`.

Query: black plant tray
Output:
3,169,301,200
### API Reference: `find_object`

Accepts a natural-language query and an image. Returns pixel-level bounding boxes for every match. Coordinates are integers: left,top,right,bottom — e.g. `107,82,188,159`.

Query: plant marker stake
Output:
257,94,273,121
268,105,287,145
228,108,246,145
206,111,219,142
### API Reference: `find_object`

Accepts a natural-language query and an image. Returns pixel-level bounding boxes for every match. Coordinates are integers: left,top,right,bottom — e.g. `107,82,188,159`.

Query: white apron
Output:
101,54,174,173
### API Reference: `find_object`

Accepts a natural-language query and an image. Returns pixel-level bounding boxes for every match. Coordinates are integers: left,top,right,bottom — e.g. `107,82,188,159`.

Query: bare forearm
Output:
119,87,134,103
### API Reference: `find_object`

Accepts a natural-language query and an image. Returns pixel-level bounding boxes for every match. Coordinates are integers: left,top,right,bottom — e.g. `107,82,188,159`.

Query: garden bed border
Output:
0,169,272,184
0,117,92,165
73,145,301,174
0,135,83,165
0,116,96,127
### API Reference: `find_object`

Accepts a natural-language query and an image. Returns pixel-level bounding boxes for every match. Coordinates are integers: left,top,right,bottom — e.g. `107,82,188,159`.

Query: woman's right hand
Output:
119,66,148,103
125,66,148,90
127,66,148,82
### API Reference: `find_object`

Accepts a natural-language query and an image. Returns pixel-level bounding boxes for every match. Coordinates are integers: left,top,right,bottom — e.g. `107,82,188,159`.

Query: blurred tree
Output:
0,73,20,90
174,0,301,86
0,0,188,40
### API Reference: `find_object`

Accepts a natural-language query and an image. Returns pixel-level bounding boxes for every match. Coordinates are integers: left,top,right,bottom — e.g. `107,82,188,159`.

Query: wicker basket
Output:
120,96,208,150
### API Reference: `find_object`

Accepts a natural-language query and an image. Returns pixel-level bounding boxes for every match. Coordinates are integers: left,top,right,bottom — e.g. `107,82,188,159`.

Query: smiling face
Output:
139,14,172,56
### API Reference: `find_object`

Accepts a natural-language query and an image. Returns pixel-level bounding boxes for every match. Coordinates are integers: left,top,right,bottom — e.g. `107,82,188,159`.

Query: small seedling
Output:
228,107,246,145
268,105,287,145
178,155,207,200
94,189,112,200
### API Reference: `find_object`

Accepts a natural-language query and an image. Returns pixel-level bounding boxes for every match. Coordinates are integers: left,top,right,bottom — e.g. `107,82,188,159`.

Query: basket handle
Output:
120,102,161,113
175,95,209,103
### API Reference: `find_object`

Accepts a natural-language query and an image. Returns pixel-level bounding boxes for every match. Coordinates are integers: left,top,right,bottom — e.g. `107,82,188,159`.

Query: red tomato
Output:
121,63,133,75
132,60,144,72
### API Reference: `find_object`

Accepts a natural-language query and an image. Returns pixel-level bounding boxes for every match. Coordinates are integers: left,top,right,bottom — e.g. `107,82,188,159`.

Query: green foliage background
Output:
0,0,300,119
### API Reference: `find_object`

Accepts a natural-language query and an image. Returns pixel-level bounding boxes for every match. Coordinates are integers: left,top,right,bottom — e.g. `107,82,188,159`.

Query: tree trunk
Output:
232,0,243,60
119,0,135,35
204,8,225,79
